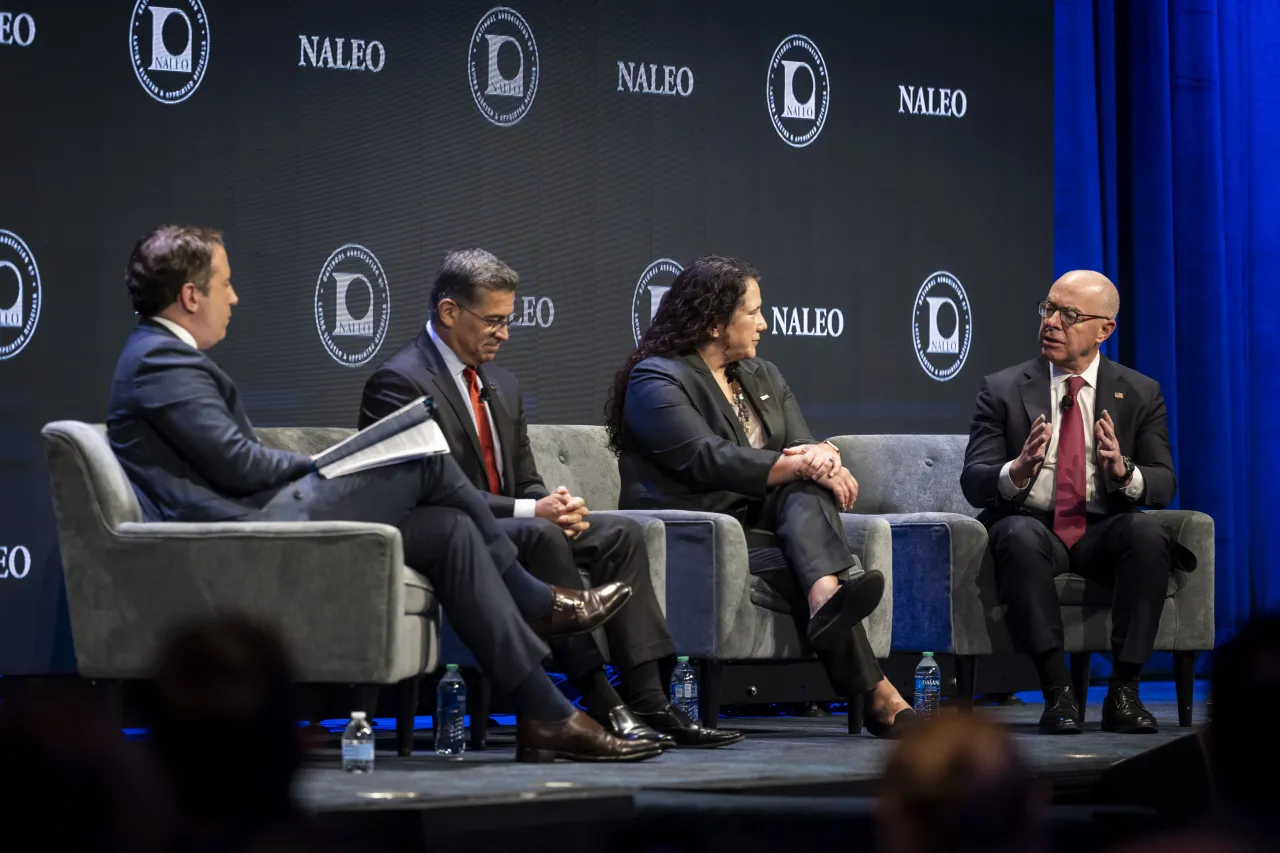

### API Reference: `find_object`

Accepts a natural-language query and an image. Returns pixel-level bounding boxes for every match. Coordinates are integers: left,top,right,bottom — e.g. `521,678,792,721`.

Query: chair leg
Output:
465,672,491,751
1173,651,1198,727
955,655,976,713
396,676,420,757
698,660,724,730
1070,653,1092,722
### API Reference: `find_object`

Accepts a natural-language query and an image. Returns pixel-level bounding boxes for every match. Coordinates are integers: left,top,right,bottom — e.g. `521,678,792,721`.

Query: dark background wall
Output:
0,0,1052,674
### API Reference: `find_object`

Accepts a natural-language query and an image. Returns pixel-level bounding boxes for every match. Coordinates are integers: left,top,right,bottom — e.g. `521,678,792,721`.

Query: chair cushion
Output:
1055,571,1181,606
403,566,436,616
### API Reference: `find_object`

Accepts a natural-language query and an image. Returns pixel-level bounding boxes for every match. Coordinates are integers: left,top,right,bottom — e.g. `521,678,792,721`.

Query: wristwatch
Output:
1112,455,1136,485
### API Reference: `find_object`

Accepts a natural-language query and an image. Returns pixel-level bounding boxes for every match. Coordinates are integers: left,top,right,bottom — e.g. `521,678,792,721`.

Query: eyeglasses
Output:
454,301,515,332
1038,300,1112,327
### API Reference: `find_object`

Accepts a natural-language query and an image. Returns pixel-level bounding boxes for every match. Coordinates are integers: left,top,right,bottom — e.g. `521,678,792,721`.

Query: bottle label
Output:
342,743,374,762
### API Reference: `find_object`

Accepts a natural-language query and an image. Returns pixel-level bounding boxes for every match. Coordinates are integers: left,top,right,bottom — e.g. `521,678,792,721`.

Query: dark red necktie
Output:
1053,375,1088,548
463,367,502,494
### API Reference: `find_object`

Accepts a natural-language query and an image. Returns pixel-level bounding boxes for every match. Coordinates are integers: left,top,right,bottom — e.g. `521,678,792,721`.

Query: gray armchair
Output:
831,434,1215,726
42,421,440,754
527,425,894,732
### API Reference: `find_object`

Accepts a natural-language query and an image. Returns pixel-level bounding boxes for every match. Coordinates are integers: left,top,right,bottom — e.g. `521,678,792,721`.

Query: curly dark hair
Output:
604,255,760,454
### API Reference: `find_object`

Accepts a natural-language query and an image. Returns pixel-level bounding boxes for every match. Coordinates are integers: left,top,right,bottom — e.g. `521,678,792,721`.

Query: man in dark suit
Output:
107,225,657,763
360,249,742,748
961,270,1190,734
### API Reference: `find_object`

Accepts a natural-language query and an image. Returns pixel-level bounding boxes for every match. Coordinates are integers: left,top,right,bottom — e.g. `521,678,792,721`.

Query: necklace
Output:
729,378,752,432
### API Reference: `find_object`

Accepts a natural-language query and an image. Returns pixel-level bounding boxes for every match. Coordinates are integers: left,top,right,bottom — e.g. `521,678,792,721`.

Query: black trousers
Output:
497,515,676,678
256,454,551,695
987,511,1171,665
747,479,883,697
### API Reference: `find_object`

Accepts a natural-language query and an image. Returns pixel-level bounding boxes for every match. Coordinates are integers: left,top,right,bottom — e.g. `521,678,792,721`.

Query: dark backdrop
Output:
0,0,1052,674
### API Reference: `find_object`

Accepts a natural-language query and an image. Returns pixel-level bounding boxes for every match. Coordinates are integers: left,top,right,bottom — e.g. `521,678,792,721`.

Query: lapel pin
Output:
1114,392,1124,399
760,394,770,401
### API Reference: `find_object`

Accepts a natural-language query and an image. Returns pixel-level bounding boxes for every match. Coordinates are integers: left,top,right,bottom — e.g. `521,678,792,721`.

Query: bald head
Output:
1039,270,1118,372
1053,270,1118,318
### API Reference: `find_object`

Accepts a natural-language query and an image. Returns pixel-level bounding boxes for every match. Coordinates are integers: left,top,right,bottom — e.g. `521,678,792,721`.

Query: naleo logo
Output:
509,296,554,328
912,271,972,382
299,36,385,72
770,306,844,337
766,34,829,148
469,6,538,127
129,0,210,104
314,244,390,367
0,545,31,579
0,229,41,359
617,61,693,97
898,85,967,118
631,258,682,345
0,12,35,46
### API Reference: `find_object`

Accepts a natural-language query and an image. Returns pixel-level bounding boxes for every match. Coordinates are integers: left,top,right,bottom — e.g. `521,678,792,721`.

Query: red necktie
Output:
463,367,502,494
1053,375,1088,548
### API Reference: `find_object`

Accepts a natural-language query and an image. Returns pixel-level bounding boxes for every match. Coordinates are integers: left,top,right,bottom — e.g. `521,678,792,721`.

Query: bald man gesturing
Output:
961,271,1189,735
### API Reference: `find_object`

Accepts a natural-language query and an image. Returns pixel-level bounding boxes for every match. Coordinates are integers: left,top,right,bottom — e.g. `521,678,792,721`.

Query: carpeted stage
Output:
299,684,1212,852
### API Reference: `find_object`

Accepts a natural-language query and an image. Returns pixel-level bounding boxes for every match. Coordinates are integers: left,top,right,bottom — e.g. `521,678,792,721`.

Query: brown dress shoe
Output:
516,710,663,762
526,582,632,639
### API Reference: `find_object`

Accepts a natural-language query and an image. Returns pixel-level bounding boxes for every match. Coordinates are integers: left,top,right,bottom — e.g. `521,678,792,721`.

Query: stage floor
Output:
295,683,1209,818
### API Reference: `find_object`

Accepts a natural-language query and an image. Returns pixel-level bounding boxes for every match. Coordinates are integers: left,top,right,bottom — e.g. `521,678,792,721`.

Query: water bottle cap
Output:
351,711,367,718
446,663,459,671
677,655,689,662
922,651,934,657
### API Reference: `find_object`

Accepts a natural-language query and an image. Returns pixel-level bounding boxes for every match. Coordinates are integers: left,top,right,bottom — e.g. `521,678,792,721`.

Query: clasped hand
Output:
534,486,590,538
783,444,858,511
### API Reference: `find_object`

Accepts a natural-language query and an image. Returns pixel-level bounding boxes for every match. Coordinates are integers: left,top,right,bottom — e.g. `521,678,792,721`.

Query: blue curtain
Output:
1055,0,1280,659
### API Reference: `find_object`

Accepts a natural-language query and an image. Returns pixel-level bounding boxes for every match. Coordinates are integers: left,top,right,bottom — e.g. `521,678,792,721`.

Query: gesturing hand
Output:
1094,410,1127,480
534,486,591,538
1010,414,1052,488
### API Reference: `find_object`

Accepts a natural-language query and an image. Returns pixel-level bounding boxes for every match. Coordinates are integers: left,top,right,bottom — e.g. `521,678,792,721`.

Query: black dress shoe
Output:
1039,684,1083,734
516,711,663,762
1101,685,1158,733
526,582,632,640
593,705,675,749
863,706,920,739
635,705,746,748
806,571,886,651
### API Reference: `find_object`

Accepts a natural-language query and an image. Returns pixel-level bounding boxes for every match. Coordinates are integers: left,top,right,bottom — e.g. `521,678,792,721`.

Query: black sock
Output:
503,562,555,618
1033,649,1071,692
620,660,669,714
513,668,574,722
572,669,624,717
1110,660,1143,691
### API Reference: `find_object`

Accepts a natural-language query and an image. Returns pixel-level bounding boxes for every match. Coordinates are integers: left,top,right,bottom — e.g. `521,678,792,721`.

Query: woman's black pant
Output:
746,479,884,697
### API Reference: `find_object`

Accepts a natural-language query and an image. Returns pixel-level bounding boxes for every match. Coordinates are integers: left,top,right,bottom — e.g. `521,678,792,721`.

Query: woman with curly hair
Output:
604,255,916,737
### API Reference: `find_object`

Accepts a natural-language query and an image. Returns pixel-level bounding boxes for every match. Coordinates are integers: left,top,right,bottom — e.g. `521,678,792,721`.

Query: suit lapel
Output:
682,354,749,445
417,330,485,464
736,361,783,448
478,367,517,497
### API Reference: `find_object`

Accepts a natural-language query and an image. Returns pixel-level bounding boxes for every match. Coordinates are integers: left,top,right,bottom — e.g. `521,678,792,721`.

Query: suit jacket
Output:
960,354,1178,526
107,321,314,522
358,328,550,517
617,353,812,523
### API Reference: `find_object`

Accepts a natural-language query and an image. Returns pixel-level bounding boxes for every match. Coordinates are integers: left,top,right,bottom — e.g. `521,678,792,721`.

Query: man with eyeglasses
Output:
360,249,742,749
960,270,1192,735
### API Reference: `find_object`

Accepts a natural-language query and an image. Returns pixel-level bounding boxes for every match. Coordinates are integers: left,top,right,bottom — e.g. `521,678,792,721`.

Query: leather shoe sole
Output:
806,571,885,651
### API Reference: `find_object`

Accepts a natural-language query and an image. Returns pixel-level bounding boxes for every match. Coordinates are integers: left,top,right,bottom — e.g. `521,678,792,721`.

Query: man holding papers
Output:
107,226,659,763
360,249,743,749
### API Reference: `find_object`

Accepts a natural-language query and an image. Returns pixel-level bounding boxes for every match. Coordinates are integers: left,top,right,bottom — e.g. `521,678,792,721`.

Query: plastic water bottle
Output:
670,656,699,721
341,711,375,773
435,664,467,756
914,651,941,719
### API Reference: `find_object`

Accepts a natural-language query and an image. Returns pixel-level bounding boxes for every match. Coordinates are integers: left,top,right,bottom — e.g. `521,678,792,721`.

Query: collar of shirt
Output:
426,321,475,384
149,316,198,349
1049,350,1101,391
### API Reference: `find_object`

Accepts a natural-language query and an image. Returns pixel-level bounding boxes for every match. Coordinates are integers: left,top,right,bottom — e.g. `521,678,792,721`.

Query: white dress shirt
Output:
998,353,1146,512
150,316,197,349
426,323,535,518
